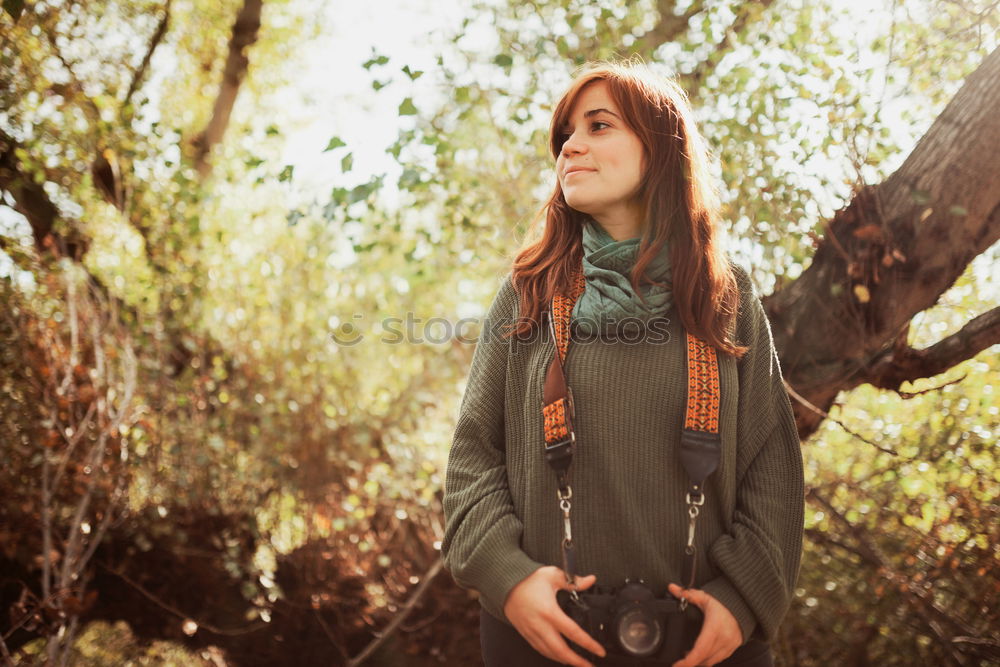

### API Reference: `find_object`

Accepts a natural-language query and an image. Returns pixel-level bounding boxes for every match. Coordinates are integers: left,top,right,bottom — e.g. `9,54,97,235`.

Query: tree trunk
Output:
766,46,1000,440
192,0,264,177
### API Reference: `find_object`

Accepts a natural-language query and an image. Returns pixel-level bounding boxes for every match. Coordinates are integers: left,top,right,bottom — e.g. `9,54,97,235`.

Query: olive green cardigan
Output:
441,262,804,644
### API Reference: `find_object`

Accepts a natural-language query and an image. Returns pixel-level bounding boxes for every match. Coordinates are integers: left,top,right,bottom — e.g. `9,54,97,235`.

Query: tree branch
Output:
123,0,173,109
784,379,900,455
630,0,707,57
35,7,102,122
346,558,445,667
804,527,875,565
99,563,269,637
683,0,776,100
864,305,1000,389
192,0,264,177
0,130,88,259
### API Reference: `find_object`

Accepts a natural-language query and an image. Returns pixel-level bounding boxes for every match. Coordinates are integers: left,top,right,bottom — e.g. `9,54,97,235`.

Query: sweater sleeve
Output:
700,266,805,644
441,273,544,619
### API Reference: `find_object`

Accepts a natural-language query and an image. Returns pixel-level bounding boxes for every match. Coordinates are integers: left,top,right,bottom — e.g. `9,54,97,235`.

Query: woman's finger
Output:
536,628,593,667
551,608,606,659
703,645,739,667
672,623,718,667
564,573,597,592
521,616,593,667
667,583,711,611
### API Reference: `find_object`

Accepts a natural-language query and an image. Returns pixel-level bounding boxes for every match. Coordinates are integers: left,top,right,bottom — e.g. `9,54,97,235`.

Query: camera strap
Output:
542,266,722,603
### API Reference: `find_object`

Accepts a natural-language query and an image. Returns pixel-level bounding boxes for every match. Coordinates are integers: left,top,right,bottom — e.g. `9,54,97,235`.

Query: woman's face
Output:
555,80,646,231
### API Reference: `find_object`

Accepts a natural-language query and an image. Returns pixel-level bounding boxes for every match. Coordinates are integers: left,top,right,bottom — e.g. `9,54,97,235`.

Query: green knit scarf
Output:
570,217,673,335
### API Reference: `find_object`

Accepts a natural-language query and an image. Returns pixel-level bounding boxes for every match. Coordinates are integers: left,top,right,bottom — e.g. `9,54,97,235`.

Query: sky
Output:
277,0,469,203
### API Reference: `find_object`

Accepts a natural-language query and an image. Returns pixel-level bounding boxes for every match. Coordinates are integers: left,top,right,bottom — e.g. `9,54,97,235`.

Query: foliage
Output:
1,0,998,664
16,621,219,666
786,254,1000,664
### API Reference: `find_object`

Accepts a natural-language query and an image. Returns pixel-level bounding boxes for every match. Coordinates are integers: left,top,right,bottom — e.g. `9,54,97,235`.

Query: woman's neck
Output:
590,204,643,240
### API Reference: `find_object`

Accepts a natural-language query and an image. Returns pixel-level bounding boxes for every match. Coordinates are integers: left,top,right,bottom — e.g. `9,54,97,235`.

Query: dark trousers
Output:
480,608,773,667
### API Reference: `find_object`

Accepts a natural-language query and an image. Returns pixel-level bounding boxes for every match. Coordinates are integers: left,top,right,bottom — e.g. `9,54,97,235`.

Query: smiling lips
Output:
564,166,596,179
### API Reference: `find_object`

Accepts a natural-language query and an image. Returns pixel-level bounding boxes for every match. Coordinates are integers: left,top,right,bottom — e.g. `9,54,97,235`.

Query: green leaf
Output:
265,125,280,136
341,152,354,172
329,186,348,205
493,53,513,67
278,165,294,182
371,78,391,91
362,52,390,69
399,168,421,189
398,97,418,116
323,136,346,152
348,183,374,204
402,65,424,80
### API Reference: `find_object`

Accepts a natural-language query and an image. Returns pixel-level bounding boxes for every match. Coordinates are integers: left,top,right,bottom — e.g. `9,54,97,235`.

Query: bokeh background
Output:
1,0,998,664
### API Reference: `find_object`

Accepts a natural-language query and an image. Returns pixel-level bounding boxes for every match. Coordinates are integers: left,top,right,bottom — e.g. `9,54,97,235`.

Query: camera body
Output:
556,581,702,664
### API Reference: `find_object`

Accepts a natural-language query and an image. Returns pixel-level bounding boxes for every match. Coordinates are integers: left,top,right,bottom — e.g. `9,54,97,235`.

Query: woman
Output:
441,61,803,667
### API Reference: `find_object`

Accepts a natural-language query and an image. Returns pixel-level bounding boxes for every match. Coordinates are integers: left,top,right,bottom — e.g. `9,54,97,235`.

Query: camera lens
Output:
614,605,663,657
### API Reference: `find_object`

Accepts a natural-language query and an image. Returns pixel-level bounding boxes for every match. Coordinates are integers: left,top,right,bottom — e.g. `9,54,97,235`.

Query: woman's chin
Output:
564,198,599,217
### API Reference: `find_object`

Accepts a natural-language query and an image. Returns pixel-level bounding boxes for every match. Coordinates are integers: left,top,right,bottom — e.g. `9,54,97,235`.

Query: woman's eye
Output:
591,121,610,131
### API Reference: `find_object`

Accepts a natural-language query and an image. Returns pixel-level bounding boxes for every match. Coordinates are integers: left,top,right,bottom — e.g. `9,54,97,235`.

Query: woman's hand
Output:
502,565,607,667
668,583,743,667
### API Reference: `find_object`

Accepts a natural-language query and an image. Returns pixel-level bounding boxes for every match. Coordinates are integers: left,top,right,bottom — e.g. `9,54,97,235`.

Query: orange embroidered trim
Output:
543,397,570,444
684,334,720,433
551,269,586,364
544,267,720,444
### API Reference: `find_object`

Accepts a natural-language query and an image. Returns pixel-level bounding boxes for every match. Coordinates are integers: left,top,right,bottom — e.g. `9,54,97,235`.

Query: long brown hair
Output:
508,60,747,358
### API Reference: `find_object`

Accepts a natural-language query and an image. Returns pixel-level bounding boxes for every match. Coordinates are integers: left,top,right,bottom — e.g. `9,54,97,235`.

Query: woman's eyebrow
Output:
583,107,622,120
560,107,622,131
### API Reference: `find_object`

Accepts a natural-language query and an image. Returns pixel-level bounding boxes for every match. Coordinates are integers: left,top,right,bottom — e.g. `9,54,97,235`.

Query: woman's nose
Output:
561,132,587,156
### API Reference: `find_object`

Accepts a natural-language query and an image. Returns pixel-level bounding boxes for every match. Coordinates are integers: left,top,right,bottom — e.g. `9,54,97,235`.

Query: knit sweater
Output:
441,261,804,645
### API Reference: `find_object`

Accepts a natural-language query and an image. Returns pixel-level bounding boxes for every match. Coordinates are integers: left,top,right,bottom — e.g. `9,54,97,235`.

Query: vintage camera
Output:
556,580,702,664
